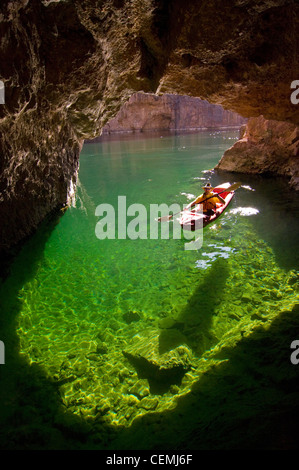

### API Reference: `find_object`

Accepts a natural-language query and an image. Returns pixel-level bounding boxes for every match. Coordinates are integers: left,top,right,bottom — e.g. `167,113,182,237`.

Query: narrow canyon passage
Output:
0,0,299,452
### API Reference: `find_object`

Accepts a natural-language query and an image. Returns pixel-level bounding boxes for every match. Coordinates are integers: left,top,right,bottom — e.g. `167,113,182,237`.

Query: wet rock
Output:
86,353,102,362
287,271,299,286
118,367,133,382
251,313,267,322
73,362,88,378
126,395,139,407
78,340,98,353
95,402,110,416
137,397,159,411
54,374,77,387
127,379,150,399
96,342,108,355
158,317,184,329
107,319,121,331
241,292,252,302
169,385,180,395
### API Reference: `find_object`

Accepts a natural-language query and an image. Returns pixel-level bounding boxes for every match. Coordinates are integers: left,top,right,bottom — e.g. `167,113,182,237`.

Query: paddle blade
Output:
157,214,173,222
227,182,242,192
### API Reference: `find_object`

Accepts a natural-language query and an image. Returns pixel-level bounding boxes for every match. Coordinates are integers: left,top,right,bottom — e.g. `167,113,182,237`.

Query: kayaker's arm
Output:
185,192,224,211
186,195,204,211
188,192,224,209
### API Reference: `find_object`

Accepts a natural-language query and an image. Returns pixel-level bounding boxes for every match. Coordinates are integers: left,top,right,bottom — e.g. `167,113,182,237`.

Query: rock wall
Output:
0,0,299,255
216,116,299,189
101,93,247,134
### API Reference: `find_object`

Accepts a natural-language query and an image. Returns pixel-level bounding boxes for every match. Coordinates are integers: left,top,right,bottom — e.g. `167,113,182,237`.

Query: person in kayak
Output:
189,182,225,218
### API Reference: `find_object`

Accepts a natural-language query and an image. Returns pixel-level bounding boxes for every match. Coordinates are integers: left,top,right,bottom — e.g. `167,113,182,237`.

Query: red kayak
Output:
179,182,235,231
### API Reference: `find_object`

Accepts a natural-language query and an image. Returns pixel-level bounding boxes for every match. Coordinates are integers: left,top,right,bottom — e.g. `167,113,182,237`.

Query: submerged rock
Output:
122,310,141,324
95,342,108,355
127,379,150,400
137,397,159,411
158,328,189,354
158,317,184,330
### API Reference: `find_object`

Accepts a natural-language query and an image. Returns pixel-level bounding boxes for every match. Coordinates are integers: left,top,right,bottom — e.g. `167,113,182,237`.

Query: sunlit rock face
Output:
101,93,247,134
216,116,299,189
0,0,299,255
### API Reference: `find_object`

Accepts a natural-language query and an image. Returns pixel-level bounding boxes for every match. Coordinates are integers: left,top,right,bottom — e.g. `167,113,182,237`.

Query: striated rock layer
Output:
101,93,247,134
0,0,299,256
216,116,299,189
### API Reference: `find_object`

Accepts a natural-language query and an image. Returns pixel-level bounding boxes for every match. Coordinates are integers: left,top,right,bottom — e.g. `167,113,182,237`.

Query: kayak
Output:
178,182,235,231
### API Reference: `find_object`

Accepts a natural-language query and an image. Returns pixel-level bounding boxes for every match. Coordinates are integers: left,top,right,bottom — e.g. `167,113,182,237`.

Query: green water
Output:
1,130,299,450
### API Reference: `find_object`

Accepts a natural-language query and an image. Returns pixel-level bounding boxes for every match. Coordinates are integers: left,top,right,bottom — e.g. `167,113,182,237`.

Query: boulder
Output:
216,116,299,188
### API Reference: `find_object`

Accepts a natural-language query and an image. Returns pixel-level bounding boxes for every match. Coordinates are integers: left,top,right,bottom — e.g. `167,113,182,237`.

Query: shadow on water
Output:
159,258,230,357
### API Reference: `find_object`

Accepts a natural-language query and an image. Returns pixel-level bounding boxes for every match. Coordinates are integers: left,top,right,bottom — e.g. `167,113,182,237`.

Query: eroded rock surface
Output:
216,116,299,189
101,93,246,134
1,0,299,255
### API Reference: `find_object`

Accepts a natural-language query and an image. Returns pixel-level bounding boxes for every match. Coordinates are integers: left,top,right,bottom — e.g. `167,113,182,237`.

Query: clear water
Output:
1,130,299,449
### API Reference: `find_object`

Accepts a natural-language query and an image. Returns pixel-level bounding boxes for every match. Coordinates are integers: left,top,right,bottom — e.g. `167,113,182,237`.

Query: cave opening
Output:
1,0,299,453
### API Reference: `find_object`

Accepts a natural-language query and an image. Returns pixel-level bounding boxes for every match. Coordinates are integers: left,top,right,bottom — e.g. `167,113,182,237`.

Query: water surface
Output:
1,130,298,449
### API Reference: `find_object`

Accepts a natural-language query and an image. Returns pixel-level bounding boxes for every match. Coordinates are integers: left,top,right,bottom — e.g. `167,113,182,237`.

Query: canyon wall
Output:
100,93,247,134
0,0,299,256
216,116,299,189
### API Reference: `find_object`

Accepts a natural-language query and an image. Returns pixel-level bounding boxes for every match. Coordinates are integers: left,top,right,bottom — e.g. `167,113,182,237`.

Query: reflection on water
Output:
229,207,260,216
1,130,299,449
195,244,236,269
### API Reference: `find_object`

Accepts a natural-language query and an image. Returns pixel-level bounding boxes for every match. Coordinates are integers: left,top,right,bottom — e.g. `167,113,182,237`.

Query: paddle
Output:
157,182,241,222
